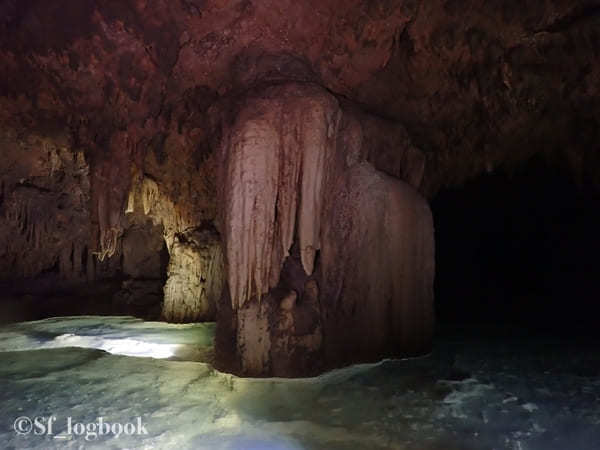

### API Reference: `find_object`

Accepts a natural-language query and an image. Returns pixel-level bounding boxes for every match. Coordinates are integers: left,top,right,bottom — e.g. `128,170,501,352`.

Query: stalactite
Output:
90,129,140,264
0,139,94,282
125,172,197,253
297,104,339,275
94,186,119,262
125,189,135,214
220,84,341,309
223,117,280,309
141,177,159,215
3,190,63,277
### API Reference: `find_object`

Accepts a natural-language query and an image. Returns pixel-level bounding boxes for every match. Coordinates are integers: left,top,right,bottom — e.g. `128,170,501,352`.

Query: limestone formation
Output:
125,174,198,251
320,163,435,365
0,132,109,285
236,299,272,376
1,0,597,376
216,83,434,376
218,84,340,310
233,290,324,377
280,290,297,311
162,227,224,323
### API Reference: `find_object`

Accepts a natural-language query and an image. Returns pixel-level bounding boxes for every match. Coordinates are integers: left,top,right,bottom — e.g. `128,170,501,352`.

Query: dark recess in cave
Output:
432,156,600,338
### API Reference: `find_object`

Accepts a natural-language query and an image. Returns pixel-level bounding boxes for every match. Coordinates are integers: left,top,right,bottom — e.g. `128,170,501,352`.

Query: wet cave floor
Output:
0,316,599,450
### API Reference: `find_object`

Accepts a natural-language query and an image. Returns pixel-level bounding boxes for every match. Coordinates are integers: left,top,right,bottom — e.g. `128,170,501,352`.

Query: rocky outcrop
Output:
162,226,224,322
215,83,434,376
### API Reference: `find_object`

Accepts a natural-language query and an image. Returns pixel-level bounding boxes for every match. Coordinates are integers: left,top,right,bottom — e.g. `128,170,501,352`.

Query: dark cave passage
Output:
431,156,600,337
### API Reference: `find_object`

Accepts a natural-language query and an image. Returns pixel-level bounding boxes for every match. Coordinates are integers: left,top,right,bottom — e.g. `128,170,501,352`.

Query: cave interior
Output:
0,0,599,449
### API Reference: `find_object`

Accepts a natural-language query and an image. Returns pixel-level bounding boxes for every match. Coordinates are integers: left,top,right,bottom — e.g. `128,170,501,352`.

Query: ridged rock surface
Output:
162,227,224,322
216,83,434,376
218,84,340,309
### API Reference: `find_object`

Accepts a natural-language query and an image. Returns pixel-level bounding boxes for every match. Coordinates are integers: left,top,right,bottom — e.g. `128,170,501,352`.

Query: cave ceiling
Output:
1,0,599,192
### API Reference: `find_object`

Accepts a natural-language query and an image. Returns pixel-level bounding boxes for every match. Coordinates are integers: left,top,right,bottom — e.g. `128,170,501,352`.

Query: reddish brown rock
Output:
2,0,596,203
0,0,597,376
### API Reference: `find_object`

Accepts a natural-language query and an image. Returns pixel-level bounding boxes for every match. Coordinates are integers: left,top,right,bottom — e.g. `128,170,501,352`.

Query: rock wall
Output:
216,83,434,376
2,0,594,374
0,0,597,335
162,226,224,322
3,0,596,199
0,85,220,322
113,220,168,319
0,129,119,288
122,155,222,323
320,163,435,365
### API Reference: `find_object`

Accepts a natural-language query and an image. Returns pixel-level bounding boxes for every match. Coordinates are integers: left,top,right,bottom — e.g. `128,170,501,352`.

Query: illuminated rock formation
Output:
218,84,339,310
123,172,222,322
216,83,434,376
162,226,224,322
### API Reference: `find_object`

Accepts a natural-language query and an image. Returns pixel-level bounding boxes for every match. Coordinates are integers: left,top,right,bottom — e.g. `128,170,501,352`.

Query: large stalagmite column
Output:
215,83,434,377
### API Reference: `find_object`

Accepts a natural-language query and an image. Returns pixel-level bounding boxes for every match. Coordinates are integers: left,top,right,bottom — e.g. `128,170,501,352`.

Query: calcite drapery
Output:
219,84,340,309
91,131,136,262
216,82,435,376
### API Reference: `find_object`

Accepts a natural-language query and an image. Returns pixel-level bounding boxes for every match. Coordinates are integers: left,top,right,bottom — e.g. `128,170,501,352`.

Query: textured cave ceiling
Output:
0,0,599,193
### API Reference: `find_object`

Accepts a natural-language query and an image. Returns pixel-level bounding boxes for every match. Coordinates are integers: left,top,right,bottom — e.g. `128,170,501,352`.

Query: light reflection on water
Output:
0,316,598,450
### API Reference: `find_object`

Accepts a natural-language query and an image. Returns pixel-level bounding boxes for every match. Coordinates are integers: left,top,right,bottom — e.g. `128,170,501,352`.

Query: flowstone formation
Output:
122,171,221,323
215,83,434,376
162,226,224,323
